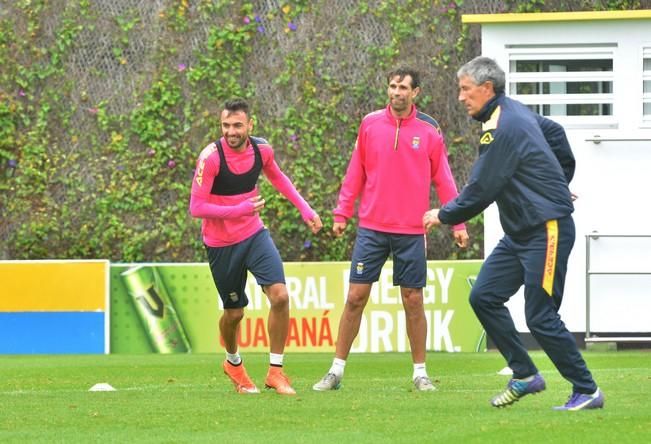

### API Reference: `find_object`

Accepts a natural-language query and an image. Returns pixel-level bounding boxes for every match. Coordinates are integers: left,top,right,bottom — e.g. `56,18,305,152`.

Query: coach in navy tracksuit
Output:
423,56,604,411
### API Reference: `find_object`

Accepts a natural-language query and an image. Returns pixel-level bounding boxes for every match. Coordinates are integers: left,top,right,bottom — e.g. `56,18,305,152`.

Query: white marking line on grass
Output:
1,383,211,395
119,383,210,391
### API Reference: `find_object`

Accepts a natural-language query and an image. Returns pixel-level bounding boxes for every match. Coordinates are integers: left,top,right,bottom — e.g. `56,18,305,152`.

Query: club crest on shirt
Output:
480,132,494,145
411,137,420,150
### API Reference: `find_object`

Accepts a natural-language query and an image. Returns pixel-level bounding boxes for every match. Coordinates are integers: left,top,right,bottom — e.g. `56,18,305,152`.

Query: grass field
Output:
1,351,650,443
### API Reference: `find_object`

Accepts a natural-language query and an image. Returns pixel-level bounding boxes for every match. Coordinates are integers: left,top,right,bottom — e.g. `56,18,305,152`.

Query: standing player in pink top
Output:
190,98,322,395
313,67,469,392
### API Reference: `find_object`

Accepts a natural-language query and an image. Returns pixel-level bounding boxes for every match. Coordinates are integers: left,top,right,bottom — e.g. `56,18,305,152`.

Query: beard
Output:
225,135,247,149
390,97,409,113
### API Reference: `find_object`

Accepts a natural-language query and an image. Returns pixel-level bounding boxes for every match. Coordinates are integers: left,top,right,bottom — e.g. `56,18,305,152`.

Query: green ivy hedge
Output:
0,0,644,261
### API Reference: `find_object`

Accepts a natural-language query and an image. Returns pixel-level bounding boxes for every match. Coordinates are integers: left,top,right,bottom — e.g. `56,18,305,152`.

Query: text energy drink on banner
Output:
120,266,191,353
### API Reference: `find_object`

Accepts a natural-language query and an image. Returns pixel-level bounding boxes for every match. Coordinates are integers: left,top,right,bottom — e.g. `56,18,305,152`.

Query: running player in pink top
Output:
190,98,322,395
313,67,469,392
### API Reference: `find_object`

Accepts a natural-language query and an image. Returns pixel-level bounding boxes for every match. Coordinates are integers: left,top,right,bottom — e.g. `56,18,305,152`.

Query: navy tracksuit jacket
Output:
439,93,597,394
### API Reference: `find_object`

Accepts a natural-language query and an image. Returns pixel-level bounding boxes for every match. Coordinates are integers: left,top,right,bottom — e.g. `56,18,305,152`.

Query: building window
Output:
507,46,615,127
644,47,651,122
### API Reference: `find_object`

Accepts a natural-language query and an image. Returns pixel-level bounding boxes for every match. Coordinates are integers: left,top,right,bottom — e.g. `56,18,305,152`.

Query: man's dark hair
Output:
387,67,420,89
223,97,250,117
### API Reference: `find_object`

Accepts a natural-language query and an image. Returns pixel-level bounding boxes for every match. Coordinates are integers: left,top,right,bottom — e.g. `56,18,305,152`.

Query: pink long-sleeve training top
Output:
190,137,316,247
334,104,465,234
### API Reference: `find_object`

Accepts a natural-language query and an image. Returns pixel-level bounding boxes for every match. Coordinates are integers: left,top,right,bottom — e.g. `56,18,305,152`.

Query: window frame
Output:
506,45,617,129
642,45,651,127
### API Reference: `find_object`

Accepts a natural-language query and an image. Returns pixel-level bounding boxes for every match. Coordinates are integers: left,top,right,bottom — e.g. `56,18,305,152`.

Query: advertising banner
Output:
110,261,484,354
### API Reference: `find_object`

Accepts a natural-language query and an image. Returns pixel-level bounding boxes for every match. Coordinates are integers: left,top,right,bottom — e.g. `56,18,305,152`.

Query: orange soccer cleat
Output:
223,360,259,394
264,367,296,395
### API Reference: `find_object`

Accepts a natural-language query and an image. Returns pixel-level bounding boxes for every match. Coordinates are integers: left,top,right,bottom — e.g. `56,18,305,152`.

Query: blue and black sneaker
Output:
491,373,546,408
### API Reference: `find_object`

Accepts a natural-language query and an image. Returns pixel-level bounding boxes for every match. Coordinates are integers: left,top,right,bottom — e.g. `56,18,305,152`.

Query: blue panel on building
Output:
0,312,105,354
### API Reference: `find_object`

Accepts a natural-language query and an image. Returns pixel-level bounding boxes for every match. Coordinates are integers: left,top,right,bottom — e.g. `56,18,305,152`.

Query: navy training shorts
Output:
205,228,285,309
349,227,427,288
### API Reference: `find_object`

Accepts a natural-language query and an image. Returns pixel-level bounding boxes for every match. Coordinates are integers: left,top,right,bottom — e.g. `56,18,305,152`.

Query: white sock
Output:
270,353,284,367
413,362,428,380
226,351,241,366
329,358,346,378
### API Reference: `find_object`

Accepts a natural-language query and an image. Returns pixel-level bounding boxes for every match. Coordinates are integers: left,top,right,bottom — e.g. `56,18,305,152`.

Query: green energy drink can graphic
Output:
121,266,191,353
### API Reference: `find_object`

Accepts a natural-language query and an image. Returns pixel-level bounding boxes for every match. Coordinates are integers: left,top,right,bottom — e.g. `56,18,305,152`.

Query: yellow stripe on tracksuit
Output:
542,220,558,296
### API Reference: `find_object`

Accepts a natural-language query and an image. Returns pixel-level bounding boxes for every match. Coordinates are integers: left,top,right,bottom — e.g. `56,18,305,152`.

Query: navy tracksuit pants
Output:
470,216,597,394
